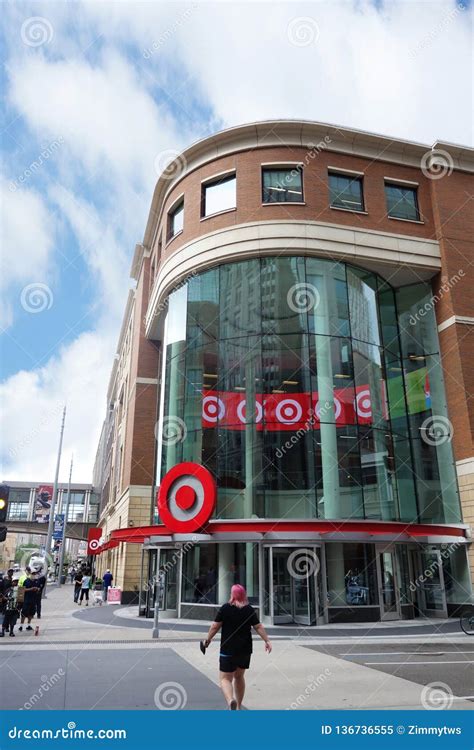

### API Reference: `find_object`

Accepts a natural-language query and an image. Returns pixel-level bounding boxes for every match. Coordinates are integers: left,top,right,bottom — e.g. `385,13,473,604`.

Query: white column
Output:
218,543,233,603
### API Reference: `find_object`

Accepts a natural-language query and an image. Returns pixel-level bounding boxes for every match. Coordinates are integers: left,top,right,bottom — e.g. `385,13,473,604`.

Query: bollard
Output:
152,603,159,639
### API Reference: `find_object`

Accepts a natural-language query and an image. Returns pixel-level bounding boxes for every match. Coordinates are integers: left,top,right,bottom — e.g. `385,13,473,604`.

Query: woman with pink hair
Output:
202,584,272,710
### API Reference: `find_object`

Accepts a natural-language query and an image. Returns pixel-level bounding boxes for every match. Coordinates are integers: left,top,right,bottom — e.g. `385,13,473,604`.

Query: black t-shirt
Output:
23,578,38,602
215,603,259,655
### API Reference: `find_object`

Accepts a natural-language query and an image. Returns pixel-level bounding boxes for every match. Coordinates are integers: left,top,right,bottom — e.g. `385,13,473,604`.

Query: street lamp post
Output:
44,405,66,594
57,454,73,587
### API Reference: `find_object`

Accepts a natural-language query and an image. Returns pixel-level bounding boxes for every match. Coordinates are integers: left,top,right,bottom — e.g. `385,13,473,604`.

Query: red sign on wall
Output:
87,528,102,555
201,386,381,431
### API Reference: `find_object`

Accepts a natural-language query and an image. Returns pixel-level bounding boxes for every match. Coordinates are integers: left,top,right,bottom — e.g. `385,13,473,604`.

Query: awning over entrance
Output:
93,519,469,553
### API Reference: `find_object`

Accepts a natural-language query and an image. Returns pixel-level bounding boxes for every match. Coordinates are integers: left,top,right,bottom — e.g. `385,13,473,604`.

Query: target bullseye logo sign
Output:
157,463,217,533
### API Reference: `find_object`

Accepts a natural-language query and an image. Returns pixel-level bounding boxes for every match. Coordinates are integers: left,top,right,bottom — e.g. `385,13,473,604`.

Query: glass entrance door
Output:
157,549,178,617
267,546,320,625
417,549,448,618
377,549,401,620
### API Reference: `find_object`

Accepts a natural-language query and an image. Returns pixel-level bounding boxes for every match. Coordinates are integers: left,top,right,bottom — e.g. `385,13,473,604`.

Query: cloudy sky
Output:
0,0,472,483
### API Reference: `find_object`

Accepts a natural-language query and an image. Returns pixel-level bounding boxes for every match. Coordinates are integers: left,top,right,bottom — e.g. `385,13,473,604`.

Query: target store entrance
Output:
263,546,325,626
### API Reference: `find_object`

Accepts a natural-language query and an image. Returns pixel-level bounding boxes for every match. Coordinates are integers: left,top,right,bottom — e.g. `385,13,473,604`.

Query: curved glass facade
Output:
158,256,461,525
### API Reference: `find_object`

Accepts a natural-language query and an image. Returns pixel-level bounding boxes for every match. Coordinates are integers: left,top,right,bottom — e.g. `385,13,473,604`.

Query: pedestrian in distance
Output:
18,571,39,631
73,569,83,603
0,569,14,636
202,584,272,710
79,570,91,606
69,566,75,584
33,568,46,619
102,569,113,602
1,578,20,637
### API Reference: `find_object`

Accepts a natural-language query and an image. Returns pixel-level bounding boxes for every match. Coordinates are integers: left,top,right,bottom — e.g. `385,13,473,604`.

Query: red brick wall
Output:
152,146,436,272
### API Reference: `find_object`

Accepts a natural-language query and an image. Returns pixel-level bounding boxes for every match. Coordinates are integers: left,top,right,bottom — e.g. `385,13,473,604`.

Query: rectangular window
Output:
168,200,184,240
329,172,364,212
202,173,236,217
181,543,218,603
262,166,303,203
385,182,420,221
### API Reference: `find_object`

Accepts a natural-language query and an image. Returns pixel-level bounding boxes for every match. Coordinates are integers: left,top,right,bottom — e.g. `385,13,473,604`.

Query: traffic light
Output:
0,484,9,524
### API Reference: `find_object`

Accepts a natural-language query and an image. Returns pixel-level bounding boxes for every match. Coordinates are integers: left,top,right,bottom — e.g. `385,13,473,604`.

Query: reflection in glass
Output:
157,256,460,526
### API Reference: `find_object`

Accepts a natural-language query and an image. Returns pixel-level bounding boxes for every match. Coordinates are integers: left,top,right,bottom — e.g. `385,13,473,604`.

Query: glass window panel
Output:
326,543,378,606
306,258,350,338
168,201,184,238
309,336,355,428
262,166,303,203
396,283,439,358
7,488,30,521
377,281,402,359
316,426,364,520
202,174,236,216
385,183,419,221
263,429,317,519
329,173,364,211
165,285,188,355
261,256,308,336
262,333,312,415
220,260,260,339
187,268,219,349
216,425,263,520
347,266,381,345
181,544,218,603
352,341,388,430
360,427,398,520
442,545,471,605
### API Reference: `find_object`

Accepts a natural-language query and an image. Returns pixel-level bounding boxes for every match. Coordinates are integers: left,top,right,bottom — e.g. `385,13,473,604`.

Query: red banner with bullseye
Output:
202,386,381,431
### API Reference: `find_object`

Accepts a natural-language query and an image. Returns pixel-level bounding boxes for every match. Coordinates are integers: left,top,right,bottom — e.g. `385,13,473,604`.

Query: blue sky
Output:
0,0,472,482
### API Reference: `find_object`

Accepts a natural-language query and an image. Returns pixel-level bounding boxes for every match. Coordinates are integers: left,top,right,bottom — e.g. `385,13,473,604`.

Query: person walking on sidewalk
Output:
102,569,113,601
79,570,91,606
73,569,83,603
202,584,272,710
18,571,39,632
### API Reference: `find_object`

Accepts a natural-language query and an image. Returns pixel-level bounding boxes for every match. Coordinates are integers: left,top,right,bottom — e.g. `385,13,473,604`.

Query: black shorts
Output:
219,652,251,673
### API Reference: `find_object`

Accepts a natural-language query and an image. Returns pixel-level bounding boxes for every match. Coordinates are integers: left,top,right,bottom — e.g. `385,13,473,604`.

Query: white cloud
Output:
8,49,188,190
0,179,56,328
0,328,116,482
2,0,471,486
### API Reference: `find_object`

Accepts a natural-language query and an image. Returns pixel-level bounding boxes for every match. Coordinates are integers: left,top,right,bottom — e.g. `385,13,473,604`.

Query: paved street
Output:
0,584,473,711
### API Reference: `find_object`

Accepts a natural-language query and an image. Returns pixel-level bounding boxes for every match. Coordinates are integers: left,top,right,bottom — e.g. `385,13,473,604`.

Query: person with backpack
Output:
202,584,272,710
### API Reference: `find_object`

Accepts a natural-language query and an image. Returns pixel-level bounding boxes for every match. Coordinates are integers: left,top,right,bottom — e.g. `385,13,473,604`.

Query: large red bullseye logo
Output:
157,462,216,533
